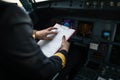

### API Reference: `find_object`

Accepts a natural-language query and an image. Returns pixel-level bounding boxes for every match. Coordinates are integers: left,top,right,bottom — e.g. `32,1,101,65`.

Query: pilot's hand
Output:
59,36,70,52
35,27,57,40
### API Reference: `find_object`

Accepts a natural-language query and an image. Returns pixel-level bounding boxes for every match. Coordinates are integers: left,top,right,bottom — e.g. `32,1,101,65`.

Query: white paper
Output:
37,23,75,57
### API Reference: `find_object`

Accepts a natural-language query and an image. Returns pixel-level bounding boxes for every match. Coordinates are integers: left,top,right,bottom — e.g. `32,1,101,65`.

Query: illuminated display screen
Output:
103,32,110,37
63,19,71,27
101,31,111,40
50,18,75,28
62,19,75,28
76,22,93,38
114,25,120,43
109,45,120,66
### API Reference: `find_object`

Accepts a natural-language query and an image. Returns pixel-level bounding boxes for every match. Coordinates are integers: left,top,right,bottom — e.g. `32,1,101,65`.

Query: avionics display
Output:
101,30,111,40
50,18,75,28
114,24,120,43
109,45,120,66
76,21,93,38
62,19,75,28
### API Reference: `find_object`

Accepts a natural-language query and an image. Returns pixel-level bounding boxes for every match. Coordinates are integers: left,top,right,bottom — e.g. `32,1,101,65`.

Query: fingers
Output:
47,27,58,34
60,35,70,52
46,27,58,34
47,27,57,31
48,31,58,35
44,35,55,40
44,37,53,40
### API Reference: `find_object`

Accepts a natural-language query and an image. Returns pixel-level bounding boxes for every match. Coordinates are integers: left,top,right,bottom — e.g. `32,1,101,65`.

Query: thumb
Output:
62,35,66,41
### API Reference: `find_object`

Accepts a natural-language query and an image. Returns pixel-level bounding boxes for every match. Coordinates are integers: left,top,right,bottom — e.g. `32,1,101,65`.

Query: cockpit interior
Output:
20,0,120,80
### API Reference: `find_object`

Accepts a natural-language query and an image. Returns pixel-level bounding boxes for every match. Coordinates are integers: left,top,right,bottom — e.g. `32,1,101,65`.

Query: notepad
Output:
37,23,75,57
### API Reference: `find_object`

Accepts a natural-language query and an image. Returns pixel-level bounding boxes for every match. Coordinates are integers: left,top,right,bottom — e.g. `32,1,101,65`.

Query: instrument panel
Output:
31,0,120,80
50,0,120,10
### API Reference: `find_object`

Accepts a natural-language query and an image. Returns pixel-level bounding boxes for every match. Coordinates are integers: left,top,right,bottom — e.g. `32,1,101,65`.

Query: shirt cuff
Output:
54,50,68,68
